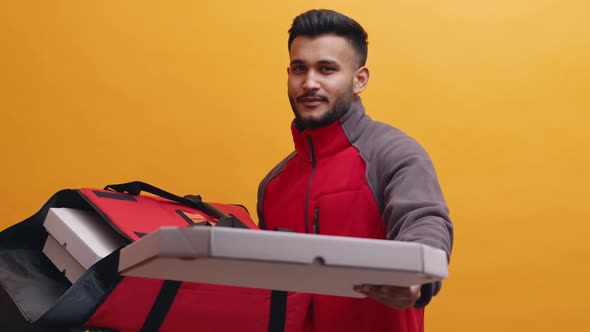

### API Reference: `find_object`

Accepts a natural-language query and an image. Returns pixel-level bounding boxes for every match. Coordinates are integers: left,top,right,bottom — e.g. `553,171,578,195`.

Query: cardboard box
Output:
42,235,86,283
43,208,126,270
119,227,448,298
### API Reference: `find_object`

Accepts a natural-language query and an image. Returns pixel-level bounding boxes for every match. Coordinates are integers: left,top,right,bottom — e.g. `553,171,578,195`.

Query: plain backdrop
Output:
1,1,589,331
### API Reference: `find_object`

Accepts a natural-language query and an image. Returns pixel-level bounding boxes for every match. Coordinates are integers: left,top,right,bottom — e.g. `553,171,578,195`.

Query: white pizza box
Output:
43,208,126,269
119,227,448,298
42,235,86,283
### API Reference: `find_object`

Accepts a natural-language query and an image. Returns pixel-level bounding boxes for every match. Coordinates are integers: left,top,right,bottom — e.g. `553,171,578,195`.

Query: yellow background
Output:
1,1,589,331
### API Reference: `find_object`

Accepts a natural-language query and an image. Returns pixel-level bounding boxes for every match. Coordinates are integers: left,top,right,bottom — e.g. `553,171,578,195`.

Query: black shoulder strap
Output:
267,226,293,332
139,280,182,332
268,290,288,332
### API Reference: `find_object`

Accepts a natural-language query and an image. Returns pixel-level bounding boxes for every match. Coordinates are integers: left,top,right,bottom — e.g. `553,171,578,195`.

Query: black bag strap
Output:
267,227,293,332
215,215,250,229
139,280,183,332
104,181,228,220
105,181,202,209
268,290,287,332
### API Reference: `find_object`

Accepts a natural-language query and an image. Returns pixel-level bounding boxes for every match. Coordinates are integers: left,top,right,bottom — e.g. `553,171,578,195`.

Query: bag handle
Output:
104,181,228,220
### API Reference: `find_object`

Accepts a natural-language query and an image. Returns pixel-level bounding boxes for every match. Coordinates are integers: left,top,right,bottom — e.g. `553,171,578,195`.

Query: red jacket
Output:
258,98,453,332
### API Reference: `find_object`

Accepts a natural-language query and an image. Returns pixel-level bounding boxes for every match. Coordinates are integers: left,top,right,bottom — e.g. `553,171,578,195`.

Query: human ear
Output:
353,66,370,95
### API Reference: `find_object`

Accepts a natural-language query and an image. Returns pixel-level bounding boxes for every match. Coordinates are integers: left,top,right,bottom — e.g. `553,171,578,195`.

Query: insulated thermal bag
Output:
0,181,305,332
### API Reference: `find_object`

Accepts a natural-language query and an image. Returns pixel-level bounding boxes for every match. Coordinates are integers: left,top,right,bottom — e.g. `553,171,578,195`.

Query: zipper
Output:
313,207,320,234
304,135,316,234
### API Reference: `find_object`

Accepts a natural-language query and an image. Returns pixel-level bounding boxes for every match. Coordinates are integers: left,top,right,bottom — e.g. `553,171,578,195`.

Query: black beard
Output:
290,88,354,130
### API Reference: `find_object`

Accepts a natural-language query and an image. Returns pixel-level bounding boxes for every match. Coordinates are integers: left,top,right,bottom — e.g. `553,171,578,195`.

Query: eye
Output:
319,66,336,73
291,65,306,73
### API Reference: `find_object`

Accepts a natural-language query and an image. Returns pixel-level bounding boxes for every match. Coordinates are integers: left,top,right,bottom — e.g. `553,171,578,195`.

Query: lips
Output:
297,95,327,107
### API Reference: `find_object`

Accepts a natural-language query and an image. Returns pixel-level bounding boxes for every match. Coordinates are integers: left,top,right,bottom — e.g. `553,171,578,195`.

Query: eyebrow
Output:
289,59,341,67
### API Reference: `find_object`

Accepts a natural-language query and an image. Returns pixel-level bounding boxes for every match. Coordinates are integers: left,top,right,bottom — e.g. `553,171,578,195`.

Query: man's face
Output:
288,34,362,129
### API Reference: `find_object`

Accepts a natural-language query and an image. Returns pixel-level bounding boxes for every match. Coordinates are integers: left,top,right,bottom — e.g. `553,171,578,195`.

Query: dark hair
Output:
288,9,368,67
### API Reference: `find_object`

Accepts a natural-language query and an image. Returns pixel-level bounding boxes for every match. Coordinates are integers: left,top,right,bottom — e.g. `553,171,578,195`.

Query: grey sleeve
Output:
379,138,453,254
375,135,453,307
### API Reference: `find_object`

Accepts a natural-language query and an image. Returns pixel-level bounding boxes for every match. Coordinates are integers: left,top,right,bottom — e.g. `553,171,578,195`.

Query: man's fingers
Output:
354,284,418,299
353,284,421,310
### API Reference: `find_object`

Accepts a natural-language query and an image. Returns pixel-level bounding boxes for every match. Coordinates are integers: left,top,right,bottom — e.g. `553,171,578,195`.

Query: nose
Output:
302,72,320,91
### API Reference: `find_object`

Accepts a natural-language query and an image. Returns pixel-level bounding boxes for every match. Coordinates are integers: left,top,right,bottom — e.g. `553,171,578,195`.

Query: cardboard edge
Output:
118,226,211,273
42,235,85,283
421,245,448,279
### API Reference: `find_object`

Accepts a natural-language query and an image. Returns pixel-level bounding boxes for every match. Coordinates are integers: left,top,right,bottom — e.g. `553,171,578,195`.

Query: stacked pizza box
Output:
42,208,126,283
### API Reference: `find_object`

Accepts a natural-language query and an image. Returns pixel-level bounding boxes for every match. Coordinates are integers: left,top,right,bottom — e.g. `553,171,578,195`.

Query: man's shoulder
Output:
366,119,408,139
358,118,428,162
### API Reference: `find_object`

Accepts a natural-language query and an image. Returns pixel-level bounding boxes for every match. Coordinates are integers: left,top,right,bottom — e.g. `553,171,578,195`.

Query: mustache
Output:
296,93,328,102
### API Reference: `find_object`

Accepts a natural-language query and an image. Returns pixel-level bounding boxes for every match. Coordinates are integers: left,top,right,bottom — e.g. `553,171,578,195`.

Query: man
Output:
257,9,453,332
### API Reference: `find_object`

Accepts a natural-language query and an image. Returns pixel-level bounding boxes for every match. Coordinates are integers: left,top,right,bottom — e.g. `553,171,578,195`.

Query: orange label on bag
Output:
180,211,213,224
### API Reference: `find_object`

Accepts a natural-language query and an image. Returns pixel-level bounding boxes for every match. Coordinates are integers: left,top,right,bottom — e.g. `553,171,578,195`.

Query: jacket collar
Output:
291,97,370,161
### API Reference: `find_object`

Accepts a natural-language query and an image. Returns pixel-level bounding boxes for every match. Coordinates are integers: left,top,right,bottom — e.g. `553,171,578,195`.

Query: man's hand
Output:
353,284,421,310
